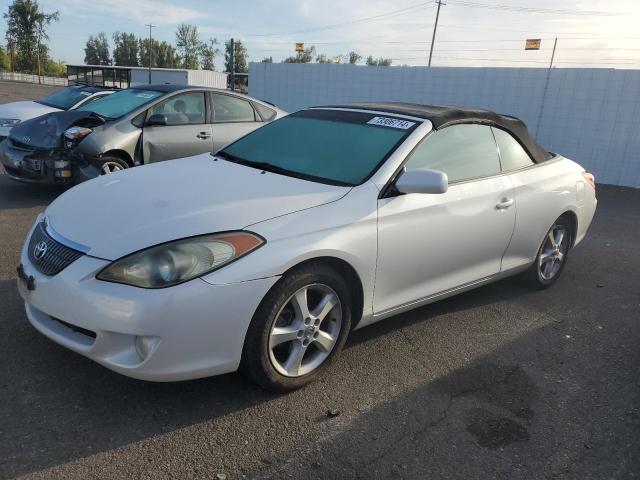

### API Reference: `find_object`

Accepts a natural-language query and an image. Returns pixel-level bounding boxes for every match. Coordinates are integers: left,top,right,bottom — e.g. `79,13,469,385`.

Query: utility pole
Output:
428,0,445,67
535,37,558,138
549,37,558,69
230,38,235,92
7,33,14,73
145,24,156,84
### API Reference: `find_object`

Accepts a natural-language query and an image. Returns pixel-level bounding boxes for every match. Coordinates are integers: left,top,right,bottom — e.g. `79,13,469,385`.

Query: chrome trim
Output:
43,217,91,253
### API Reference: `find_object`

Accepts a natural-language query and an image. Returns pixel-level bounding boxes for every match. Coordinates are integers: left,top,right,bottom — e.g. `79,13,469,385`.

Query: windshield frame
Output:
216,108,420,187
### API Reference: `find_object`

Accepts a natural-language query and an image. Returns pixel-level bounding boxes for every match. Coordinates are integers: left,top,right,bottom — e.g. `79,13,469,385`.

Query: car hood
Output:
45,154,350,260
0,101,60,123
9,110,107,149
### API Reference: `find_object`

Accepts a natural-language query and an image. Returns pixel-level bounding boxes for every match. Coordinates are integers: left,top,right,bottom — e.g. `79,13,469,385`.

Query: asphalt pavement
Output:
0,82,638,480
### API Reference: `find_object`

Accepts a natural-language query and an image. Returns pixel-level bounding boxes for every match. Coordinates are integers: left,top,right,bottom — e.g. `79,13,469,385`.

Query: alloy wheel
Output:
539,225,569,280
100,162,124,175
268,283,342,377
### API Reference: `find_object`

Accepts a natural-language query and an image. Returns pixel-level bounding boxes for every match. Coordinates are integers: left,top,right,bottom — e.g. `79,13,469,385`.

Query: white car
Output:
0,86,113,140
16,103,597,391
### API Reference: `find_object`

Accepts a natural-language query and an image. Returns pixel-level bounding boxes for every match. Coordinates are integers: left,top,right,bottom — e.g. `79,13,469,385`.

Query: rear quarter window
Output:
492,127,535,171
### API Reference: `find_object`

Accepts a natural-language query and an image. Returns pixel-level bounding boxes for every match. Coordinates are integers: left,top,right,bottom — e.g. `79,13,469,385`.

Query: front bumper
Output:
17,228,279,381
0,139,101,185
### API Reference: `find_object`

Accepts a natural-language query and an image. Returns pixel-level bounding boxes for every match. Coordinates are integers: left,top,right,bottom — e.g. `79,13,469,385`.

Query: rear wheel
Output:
523,217,572,289
96,155,129,176
241,263,352,391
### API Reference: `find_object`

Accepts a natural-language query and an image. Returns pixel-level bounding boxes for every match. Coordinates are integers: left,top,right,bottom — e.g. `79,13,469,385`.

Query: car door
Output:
491,127,565,271
210,93,263,151
142,91,213,163
373,124,516,316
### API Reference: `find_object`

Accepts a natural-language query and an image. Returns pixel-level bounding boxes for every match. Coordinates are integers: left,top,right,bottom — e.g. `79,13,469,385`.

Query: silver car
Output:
0,84,286,185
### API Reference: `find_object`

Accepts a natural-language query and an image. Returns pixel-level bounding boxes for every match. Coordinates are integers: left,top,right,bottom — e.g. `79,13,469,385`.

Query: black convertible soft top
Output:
319,102,552,164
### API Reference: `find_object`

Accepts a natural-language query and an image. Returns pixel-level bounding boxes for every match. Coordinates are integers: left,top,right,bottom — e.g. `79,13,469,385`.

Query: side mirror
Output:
146,114,167,127
395,168,448,194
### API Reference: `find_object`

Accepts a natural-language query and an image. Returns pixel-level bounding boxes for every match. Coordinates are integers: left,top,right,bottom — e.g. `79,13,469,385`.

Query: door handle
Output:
196,132,211,139
496,198,514,210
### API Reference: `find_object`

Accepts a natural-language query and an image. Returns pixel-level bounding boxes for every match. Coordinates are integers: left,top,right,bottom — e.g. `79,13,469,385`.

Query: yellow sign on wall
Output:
525,39,542,50
295,43,305,52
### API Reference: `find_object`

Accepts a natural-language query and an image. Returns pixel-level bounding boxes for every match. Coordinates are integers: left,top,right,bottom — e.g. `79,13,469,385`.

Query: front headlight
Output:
0,118,20,127
63,126,93,148
96,232,265,288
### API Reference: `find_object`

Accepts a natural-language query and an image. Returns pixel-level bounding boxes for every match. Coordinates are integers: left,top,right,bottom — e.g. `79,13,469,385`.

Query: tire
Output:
241,263,352,392
523,216,573,290
95,155,129,176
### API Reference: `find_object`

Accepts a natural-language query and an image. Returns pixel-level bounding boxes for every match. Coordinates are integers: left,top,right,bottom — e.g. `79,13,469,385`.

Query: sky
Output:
1,0,639,70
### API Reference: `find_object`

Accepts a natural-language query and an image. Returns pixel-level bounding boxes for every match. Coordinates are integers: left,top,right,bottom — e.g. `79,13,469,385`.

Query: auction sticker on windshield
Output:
367,116,416,129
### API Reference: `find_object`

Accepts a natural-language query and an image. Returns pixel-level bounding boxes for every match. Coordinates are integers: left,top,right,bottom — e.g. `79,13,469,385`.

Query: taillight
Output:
582,172,595,190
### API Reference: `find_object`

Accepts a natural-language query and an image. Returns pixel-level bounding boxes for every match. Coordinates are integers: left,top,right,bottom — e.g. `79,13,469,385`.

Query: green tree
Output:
261,56,273,63
94,32,110,65
366,56,392,67
316,53,329,63
347,51,362,64
199,37,219,71
138,37,159,68
112,32,138,66
0,45,11,70
156,41,180,68
4,0,59,75
43,58,65,77
175,24,200,69
224,39,248,73
84,34,109,65
84,36,98,64
283,45,316,63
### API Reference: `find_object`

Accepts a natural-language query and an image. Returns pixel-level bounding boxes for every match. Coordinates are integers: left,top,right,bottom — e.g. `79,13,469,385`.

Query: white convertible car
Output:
17,103,597,391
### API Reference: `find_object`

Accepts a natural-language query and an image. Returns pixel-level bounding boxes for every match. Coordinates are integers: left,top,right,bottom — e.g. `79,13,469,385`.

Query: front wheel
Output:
523,217,572,289
96,155,129,176
241,263,352,391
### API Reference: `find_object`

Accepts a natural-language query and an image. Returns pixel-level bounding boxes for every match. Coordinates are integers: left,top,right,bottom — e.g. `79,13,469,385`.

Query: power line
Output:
244,1,435,37
446,0,624,16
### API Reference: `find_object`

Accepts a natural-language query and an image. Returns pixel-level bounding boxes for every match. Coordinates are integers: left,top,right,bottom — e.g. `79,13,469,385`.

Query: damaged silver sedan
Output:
0,84,285,185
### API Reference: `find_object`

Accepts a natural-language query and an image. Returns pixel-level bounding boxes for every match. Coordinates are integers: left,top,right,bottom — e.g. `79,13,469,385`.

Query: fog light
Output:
54,169,72,178
135,335,160,361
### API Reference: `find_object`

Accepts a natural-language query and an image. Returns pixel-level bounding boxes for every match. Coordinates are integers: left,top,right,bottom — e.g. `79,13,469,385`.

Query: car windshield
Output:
76,89,163,119
219,109,418,186
37,87,95,110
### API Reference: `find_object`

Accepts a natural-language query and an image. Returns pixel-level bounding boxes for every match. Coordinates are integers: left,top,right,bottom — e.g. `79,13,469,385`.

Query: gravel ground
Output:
0,81,638,480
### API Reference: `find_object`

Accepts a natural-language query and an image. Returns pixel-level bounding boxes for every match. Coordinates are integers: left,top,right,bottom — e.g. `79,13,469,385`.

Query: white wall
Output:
187,70,228,89
249,63,640,188
0,71,67,86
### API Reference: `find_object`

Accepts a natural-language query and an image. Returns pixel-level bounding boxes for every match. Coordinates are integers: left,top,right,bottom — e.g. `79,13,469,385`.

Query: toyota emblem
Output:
33,241,48,260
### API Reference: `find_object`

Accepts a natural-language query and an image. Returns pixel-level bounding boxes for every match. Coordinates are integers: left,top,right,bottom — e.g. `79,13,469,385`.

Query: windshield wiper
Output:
215,151,297,177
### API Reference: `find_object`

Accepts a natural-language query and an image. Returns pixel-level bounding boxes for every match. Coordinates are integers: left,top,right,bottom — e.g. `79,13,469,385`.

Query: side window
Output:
254,102,277,122
150,92,206,125
492,127,535,171
405,124,501,183
212,94,256,123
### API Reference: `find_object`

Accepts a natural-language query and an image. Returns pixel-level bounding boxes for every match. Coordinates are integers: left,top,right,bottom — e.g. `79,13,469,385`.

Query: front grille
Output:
27,222,84,276
9,138,33,151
